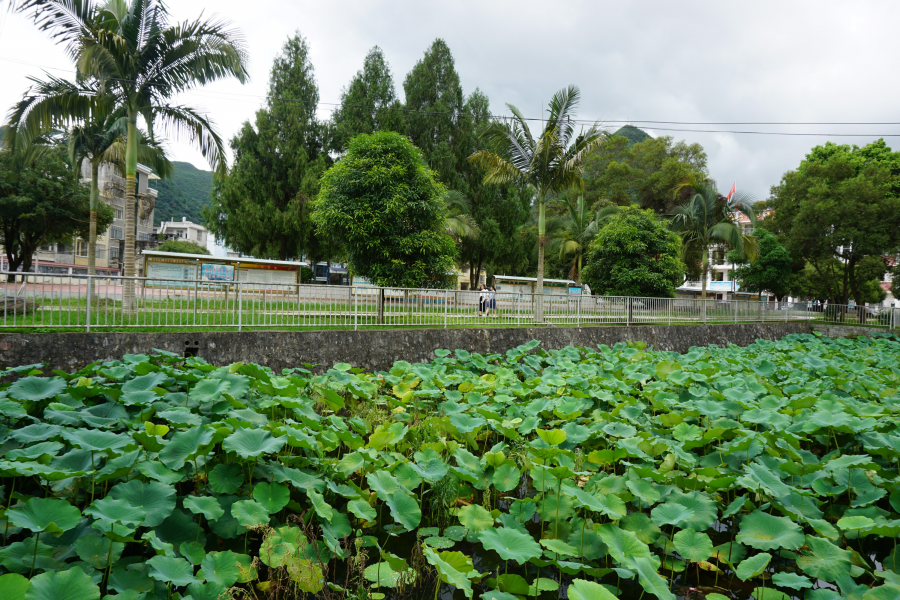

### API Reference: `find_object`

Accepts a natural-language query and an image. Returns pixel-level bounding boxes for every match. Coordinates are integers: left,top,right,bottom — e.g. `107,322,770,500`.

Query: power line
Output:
4,55,900,137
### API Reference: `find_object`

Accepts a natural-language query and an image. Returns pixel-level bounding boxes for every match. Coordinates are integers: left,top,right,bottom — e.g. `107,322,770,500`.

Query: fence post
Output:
377,288,384,325
627,297,632,327
85,274,92,333
237,282,243,332
785,302,788,323
668,298,672,326
354,286,358,331
734,299,737,324
444,289,448,329
703,298,707,325
576,293,581,328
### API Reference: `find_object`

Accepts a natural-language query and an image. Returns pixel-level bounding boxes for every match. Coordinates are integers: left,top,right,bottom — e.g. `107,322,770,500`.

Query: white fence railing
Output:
1,272,897,332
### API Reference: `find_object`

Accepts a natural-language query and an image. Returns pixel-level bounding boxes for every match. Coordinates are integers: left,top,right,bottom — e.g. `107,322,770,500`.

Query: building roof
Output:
494,275,576,285
142,251,307,267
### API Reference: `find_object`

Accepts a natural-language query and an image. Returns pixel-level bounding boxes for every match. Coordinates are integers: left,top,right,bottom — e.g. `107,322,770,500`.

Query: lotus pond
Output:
1,333,900,600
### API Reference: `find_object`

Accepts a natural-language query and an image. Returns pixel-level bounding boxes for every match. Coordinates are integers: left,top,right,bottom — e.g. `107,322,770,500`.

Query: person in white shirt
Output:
485,285,497,317
477,284,487,316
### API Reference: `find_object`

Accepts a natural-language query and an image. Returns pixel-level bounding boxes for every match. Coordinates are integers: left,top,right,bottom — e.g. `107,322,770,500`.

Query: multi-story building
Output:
28,163,159,276
155,217,208,247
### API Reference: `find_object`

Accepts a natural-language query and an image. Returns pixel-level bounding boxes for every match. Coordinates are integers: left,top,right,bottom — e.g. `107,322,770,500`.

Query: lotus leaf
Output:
797,535,852,582
737,510,805,550
183,496,225,521
0,573,29,600
207,463,244,494
735,552,772,581
231,500,270,528
24,567,100,600
458,504,493,532
222,428,285,458
147,555,198,587
107,480,175,527
567,578,619,600
7,498,81,534
478,527,542,563
73,535,124,568
771,572,813,590
198,550,243,587
8,376,66,402
158,426,214,469
385,492,420,531
673,528,713,562
423,547,474,599
253,482,290,513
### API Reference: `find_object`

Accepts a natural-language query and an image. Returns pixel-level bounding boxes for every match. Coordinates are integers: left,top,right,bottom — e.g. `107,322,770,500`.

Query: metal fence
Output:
1,272,897,332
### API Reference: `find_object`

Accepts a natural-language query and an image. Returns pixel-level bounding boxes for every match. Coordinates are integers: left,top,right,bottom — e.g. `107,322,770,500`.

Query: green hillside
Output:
151,161,214,226
612,124,651,146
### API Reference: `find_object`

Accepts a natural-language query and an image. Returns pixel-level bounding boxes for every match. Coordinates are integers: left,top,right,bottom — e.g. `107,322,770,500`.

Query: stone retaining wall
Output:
809,323,899,339
0,322,812,373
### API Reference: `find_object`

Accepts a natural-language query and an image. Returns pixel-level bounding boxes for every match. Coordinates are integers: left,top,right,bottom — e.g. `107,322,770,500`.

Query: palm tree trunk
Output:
576,250,582,287
122,117,138,314
87,161,99,301
535,197,545,323
701,249,709,322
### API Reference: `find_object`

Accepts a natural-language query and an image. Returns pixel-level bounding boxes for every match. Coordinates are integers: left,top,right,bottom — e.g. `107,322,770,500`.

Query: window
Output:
76,240,88,257
96,245,106,260
114,208,123,220
40,244,54,252
196,230,202,241
57,244,68,253
109,246,120,260
110,226,123,240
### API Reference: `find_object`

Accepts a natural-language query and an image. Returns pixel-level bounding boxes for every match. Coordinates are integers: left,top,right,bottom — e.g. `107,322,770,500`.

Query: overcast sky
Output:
2,0,899,200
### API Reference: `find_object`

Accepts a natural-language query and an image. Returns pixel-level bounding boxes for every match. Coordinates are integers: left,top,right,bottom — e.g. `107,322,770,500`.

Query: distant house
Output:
156,217,208,246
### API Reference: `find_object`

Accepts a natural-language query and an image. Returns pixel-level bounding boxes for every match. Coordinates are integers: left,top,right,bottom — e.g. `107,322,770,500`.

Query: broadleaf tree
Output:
311,131,457,289
0,146,113,281
205,33,332,262
726,227,795,301
581,206,684,298
768,139,900,306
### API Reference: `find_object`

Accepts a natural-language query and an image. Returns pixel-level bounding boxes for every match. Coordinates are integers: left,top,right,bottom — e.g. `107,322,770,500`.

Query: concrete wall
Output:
810,323,899,339
0,322,811,373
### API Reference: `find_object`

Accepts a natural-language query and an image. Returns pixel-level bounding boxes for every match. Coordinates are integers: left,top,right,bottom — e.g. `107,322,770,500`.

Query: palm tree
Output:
548,195,600,286
443,190,480,241
469,85,605,321
669,180,759,299
7,75,172,287
12,0,248,310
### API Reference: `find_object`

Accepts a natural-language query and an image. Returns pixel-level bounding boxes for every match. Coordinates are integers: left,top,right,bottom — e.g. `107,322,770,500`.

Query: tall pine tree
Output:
205,33,331,261
329,46,405,154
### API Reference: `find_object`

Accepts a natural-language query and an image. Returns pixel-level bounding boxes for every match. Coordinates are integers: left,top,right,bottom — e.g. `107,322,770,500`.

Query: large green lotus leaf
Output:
207,463,243,495
737,510,805,551
386,493,421,531
7,442,64,460
8,376,66,401
621,512,661,544
24,567,100,600
231,500,270,528
147,555,198,587
735,553,772,581
771,572,813,590
626,478,661,506
650,502,696,529
108,568,154,595
836,515,875,533
423,547,474,599
797,535,852,583
567,578,618,600
538,492,577,521
536,428,567,446
347,498,377,522
74,535,124,569
107,480,175,527
136,460,184,485
222,428,285,458
308,491,334,523
596,524,658,571
0,537,60,573
10,423,62,444
183,496,225,521
478,527,542,563
84,497,146,527
411,457,450,482
668,491,718,531
253,482,290,513
180,541,207,565
189,378,230,404
198,550,242,587
364,554,415,589
158,426,214,469
260,526,308,568
567,526,609,561
155,509,206,548
634,555,677,600
458,504,493,532
185,582,228,600
121,372,166,393
492,463,521,492
674,529,713,563
7,497,81,534
541,538,578,557
752,587,792,600
62,429,132,453
0,573,30,600
392,462,423,491
742,462,792,498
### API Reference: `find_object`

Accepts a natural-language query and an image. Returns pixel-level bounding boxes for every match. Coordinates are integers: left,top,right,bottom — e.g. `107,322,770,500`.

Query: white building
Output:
156,217,208,246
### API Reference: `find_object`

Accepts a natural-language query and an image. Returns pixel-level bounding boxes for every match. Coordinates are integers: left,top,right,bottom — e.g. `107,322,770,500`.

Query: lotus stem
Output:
30,531,39,578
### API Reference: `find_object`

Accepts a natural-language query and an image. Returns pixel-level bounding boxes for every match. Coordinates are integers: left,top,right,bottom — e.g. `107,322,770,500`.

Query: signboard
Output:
201,263,234,282
568,286,582,295
237,264,298,288
146,259,197,287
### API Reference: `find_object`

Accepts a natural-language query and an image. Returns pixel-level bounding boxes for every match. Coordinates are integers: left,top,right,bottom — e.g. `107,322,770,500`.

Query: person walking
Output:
476,284,487,317
485,285,497,317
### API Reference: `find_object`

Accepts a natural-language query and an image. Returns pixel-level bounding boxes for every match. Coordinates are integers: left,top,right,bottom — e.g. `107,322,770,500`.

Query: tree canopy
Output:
312,131,457,288
204,33,331,262
157,240,210,255
582,135,707,214
0,146,112,279
581,206,684,297
768,139,900,305
726,227,794,300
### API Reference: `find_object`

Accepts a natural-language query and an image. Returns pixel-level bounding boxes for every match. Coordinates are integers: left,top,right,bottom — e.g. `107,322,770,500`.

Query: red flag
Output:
726,182,736,201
